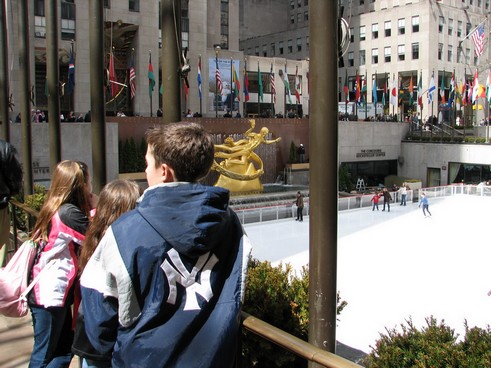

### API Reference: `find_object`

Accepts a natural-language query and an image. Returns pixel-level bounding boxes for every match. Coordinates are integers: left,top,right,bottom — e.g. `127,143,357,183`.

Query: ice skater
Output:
371,191,381,211
419,192,432,217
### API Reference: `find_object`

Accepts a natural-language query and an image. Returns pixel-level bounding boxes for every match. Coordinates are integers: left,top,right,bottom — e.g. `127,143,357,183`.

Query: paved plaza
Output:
245,194,491,354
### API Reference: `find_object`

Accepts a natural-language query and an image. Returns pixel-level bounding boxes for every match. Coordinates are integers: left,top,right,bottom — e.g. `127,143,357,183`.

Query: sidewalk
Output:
0,315,79,368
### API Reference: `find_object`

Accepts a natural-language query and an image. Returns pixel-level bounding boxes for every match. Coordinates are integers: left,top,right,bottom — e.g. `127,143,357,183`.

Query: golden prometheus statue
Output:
212,119,281,193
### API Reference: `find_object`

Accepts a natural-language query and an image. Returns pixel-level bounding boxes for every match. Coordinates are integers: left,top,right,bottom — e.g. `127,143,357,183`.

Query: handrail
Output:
241,312,362,368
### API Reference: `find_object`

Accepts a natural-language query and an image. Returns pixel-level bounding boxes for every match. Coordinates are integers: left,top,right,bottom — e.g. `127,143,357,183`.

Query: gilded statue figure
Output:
212,119,281,193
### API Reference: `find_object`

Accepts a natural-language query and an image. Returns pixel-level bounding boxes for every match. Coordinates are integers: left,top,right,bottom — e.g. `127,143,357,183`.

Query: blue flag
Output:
67,45,75,96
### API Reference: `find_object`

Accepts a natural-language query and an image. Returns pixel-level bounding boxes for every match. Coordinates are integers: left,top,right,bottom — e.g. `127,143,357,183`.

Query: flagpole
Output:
149,50,153,117
257,61,260,116
215,47,219,117
365,71,367,120
270,63,274,117
244,58,248,117
374,72,377,118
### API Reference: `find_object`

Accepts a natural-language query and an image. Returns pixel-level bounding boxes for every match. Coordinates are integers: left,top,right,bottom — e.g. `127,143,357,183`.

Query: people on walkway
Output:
297,144,305,163
371,191,380,211
28,160,97,367
399,185,408,206
295,191,304,221
0,140,23,267
419,192,432,217
72,179,141,368
381,187,392,212
81,122,251,368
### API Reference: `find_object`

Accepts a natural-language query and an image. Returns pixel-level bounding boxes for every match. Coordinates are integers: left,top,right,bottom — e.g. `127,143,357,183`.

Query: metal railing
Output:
7,198,362,368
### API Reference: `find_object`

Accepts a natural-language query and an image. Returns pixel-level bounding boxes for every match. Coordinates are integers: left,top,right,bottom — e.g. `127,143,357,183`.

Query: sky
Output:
244,194,491,354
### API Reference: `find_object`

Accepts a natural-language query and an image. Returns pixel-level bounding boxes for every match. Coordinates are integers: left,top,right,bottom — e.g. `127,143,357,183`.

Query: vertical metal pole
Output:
0,0,9,141
18,0,33,195
89,0,106,194
45,0,61,170
161,0,181,123
215,49,219,117
309,0,338,363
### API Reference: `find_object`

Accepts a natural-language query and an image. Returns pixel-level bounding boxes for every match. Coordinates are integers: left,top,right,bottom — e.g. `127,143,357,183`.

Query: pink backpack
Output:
0,239,56,318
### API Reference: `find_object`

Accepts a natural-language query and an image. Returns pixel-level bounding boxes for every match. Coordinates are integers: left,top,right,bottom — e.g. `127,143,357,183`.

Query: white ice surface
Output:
244,194,491,354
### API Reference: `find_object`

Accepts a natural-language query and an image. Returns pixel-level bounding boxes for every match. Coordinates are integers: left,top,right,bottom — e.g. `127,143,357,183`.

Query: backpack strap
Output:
20,259,58,301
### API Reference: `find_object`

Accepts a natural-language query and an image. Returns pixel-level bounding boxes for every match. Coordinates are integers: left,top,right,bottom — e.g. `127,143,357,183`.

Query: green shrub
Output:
465,137,476,143
289,141,298,164
12,185,47,231
119,137,147,173
242,258,347,368
363,317,491,367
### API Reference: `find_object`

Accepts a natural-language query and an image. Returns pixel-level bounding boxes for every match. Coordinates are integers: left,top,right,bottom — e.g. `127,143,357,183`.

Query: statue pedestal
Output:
215,161,264,194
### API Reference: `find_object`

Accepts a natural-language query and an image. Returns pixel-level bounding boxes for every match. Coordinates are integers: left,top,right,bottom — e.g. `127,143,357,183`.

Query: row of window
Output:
356,16,420,42
247,37,309,57
290,0,308,10
290,10,308,24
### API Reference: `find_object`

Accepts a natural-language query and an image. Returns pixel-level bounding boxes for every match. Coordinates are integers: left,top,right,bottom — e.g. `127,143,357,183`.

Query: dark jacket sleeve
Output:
0,140,23,208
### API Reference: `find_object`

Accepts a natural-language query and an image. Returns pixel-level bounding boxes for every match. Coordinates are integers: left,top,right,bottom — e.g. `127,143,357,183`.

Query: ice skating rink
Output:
244,194,491,354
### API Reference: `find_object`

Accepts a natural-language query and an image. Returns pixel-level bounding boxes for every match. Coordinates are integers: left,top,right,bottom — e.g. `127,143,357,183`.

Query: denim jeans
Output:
29,305,74,368
401,194,407,206
82,359,111,368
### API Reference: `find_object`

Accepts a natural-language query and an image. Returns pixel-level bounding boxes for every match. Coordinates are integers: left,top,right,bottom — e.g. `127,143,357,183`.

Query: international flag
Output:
295,65,301,104
355,72,360,104
67,45,75,96
470,24,486,57
472,69,479,103
258,62,263,102
183,79,188,101
390,75,397,106
361,77,367,104
232,62,240,101
270,63,276,103
243,61,250,102
440,72,446,104
284,64,292,104
216,58,222,95
428,73,436,104
197,56,202,99
148,54,156,97
372,77,377,107
382,78,387,107
461,75,467,106
487,70,491,103
344,69,349,102
448,73,455,106
409,75,414,105
109,51,119,97
129,57,136,100
417,73,423,108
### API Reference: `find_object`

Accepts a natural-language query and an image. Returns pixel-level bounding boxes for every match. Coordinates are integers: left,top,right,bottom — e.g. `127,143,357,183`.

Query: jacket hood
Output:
136,183,232,257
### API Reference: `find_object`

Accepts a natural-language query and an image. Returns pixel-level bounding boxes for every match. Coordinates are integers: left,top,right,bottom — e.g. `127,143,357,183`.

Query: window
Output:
466,23,471,35
350,28,354,43
290,14,295,24
438,43,443,60
448,18,453,36
290,0,295,9
398,18,405,35
220,0,229,49
288,39,293,53
104,0,110,8
279,41,284,54
372,23,378,39
457,21,463,37
61,1,76,40
487,0,490,10
296,37,302,52
384,21,391,37
457,47,463,63
34,0,45,16
297,0,302,7
271,43,275,56
297,13,302,23
360,26,366,41
398,45,405,61
360,50,366,66
412,16,419,32
348,51,354,67
304,11,308,21
412,42,419,59
372,48,378,64
129,0,139,12
34,16,46,38
384,46,391,62
438,16,444,33
262,44,267,57
306,36,309,50
182,32,188,50
255,46,259,56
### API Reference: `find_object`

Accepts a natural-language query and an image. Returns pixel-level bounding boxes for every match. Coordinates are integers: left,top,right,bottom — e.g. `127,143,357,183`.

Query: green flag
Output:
258,63,263,102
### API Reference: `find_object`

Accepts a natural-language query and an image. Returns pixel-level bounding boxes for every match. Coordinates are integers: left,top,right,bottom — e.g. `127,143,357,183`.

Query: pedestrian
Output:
370,191,380,211
294,191,304,221
381,187,392,212
72,179,141,368
419,192,432,217
399,185,407,206
80,122,252,368
0,140,23,267
28,160,98,367
297,144,305,163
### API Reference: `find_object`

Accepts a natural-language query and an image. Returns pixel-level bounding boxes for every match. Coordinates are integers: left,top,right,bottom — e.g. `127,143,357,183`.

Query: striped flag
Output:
270,63,276,103
148,54,155,97
216,58,222,95
197,56,202,99
294,65,301,104
470,24,485,57
428,73,436,104
440,71,446,104
129,57,136,100
232,63,240,101
284,64,292,104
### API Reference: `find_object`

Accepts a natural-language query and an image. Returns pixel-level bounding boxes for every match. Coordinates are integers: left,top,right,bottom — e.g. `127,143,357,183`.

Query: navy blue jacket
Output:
81,183,251,367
